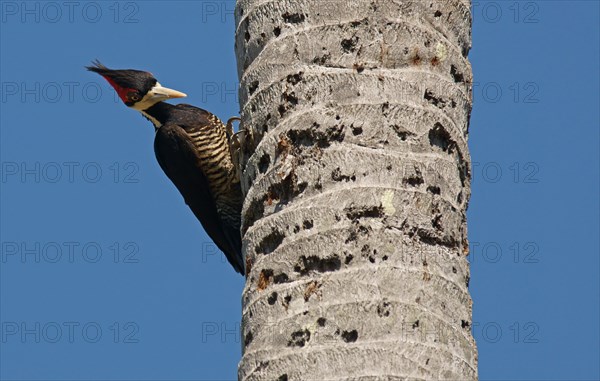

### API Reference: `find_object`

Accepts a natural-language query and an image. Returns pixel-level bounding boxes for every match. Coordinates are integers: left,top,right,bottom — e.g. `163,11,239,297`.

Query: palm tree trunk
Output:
234,0,477,379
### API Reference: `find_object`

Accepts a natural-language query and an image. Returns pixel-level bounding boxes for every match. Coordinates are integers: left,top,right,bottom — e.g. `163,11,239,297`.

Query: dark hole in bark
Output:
345,224,371,243
427,185,441,195
341,36,359,52
286,124,345,149
461,320,470,329
298,182,308,193
273,273,289,284
341,330,358,343
268,292,278,305
294,255,341,275
458,161,470,187
345,205,384,220
282,12,306,24
255,229,285,255
287,329,310,347
451,65,465,83
277,375,288,381
403,174,424,186
248,80,259,95
244,31,250,42
351,125,363,135
278,104,286,117
428,122,455,152
413,320,420,329
317,317,327,327
332,167,355,182
244,331,253,347
282,92,298,106
345,254,354,264
303,220,314,229
381,101,390,114
424,89,446,107
273,26,281,36
313,52,331,65
434,10,442,17
258,153,270,174
418,230,459,249
287,72,304,85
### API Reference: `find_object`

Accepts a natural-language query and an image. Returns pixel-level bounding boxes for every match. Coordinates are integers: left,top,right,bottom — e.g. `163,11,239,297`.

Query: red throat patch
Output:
101,75,135,103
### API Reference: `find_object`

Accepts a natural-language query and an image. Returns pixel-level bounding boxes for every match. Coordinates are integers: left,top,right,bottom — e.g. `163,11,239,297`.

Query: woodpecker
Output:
87,60,244,274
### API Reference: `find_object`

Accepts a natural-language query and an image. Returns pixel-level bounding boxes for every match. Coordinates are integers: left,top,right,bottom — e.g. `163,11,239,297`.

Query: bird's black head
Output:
86,60,186,110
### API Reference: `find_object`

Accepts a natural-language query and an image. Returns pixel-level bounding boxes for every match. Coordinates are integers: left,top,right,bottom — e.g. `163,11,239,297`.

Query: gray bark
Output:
234,0,477,379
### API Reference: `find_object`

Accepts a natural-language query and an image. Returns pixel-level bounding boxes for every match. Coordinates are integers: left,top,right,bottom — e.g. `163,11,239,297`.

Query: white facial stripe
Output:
131,83,163,111
130,82,186,112
140,110,162,128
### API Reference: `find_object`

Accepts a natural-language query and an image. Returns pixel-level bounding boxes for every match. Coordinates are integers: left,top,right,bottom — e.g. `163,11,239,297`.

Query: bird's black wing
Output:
154,123,244,274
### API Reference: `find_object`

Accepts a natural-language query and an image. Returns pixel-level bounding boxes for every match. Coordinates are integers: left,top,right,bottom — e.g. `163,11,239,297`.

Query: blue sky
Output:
0,1,598,380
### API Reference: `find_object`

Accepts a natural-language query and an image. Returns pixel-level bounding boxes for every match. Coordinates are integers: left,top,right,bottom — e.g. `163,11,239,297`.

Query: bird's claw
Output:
225,117,251,184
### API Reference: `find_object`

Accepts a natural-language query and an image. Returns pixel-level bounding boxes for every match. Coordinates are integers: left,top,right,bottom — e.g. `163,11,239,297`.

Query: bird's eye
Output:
128,92,141,102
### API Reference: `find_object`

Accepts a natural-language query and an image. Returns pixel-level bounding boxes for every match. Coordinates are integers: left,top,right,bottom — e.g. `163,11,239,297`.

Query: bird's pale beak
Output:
149,84,187,100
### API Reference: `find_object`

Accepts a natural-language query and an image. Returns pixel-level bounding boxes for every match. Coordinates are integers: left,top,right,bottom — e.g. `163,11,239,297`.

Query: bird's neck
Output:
139,102,175,129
